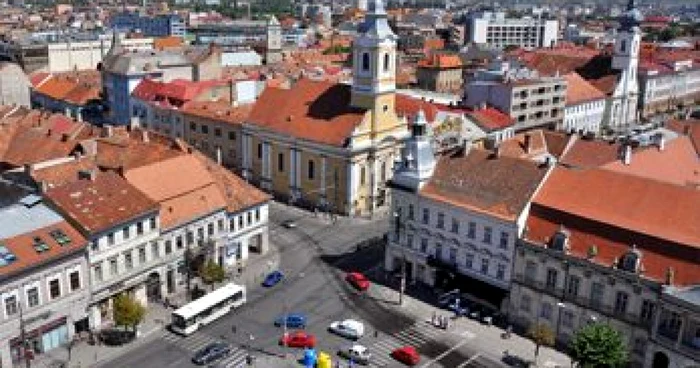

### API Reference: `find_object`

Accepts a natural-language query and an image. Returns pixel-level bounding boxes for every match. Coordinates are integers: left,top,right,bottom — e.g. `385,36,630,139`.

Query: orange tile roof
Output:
395,94,439,122
420,149,549,221
153,36,183,50
181,100,253,126
559,136,625,168
0,221,88,278
533,167,700,249
665,119,700,156
247,79,366,147
45,171,159,234
498,130,549,159
466,107,514,132
124,154,218,202
563,72,606,106
158,183,226,230
417,53,461,69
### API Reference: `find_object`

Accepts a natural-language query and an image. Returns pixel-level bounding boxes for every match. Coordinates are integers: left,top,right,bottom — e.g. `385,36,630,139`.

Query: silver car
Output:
329,319,364,340
339,344,371,365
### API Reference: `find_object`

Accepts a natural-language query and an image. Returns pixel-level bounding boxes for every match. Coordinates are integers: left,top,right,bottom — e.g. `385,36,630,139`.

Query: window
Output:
201,125,208,134
308,160,315,180
360,167,366,185
546,268,558,290
107,233,115,246
383,53,390,72
150,217,156,230
124,251,133,270
406,234,414,249
229,131,236,140
214,128,221,137
483,226,492,244
257,143,262,159
640,300,655,323
434,243,442,259
151,242,160,259
138,246,146,263
190,122,197,131
620,39,627,53
5,295,17,316
380,161,386,183
278,153,284,172
614,292,629,315
567,275,580,297
94,264,103,282
408,205,414,220
69,271,80,291
247,212,252,226
239,216,243,229
437,213,445,229
27,288,39,307
481,258,490,274
255,208,260,222
451,219,459,234
540,302,552,320
110,258,118,276
562,310,574,328
497,264,506,280
187,231,194,245
218,219,224,232
422,209,430,225
361,52,370,71
465,253,474,268
136,222,143,236
499,232,509,249
449,247,457,263
520,294,531,312
122,227,130,240
208,223,214,236
49,279,61,299
590,282,605,308
467,222,476,239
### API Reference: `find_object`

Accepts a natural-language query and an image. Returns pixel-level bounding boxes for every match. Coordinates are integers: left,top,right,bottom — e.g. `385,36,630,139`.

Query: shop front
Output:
10,316,69,365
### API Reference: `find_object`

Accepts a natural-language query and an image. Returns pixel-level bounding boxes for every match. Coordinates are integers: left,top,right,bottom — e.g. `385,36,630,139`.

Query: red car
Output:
280,331,316,348
391,346,420,366
346,272,370,291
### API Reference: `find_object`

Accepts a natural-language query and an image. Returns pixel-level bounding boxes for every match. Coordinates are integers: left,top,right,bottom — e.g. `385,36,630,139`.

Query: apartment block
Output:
466,12,558,50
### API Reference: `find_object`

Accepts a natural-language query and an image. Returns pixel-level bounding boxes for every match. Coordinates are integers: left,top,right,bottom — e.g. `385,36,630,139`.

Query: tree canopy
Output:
199,260,226,290
571,323,628,368
528,323,555,361
113,293,146,331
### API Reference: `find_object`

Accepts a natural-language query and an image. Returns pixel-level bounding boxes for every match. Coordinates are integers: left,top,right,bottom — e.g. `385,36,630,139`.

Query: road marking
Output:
456,353,481,368
460,330,475,338
418,338,471,368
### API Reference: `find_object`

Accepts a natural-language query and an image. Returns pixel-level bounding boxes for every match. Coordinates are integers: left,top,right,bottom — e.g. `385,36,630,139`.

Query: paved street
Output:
93,203,567,368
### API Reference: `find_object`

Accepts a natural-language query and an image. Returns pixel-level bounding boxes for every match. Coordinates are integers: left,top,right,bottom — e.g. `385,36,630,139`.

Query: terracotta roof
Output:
498,130,549,159
420,149,549,221
466,107,514,132
588,73,619,96
395,94,439,122
542,130,572,159
92,129,186,171
525,205,700,287
181,100,253,126
32,158,99,189
0,221,87,278
417,53,462,69
158,183,226,230
153,36,183,50
666,119,700,156
29,72,51,87
247,79,366,147
559,136,625,168
563,72,606,106
45,171,159,234
533,167,700,249
33,75,78,100
601,136,700,188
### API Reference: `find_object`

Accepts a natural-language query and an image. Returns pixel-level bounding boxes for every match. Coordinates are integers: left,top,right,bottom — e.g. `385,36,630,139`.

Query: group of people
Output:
431,312,450,330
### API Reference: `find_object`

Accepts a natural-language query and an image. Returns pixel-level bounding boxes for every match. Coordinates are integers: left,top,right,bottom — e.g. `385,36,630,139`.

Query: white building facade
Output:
466,12,558,50
563,99,605,135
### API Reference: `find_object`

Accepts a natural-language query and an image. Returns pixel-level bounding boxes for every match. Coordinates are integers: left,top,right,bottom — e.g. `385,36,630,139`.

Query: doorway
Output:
652,352,669,368
146,272,162,302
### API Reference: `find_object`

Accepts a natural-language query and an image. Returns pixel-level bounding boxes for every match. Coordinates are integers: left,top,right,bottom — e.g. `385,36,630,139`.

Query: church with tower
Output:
240,0,409,216
608,0,642,129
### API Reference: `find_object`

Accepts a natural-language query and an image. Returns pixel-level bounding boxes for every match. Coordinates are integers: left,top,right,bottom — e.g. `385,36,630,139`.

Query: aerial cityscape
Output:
0,0,698,367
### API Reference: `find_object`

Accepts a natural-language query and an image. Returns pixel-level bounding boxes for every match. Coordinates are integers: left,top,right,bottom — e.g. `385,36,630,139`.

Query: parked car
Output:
329,319,364,340
391,346,420,366
281,220,297,229
447,298,469,316
263,270,284,287
274,313,307,328
280,331,316,348
192,342,231,365
437,289,460,307
338,344,371,365
345,272,370,291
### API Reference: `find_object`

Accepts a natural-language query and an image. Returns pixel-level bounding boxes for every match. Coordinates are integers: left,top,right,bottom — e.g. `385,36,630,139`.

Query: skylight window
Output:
49,229,72,246
0,245,17,267
33,237,50,253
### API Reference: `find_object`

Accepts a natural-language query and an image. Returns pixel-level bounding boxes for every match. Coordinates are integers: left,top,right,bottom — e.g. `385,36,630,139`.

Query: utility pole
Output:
185,244,191,301
19,303,31,368
393,212,406,306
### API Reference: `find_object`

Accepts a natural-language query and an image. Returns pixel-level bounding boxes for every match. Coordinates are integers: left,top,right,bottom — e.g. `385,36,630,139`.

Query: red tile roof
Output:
559,136,625,168
417,53,462,69
466,107,514,132
395,94,439,122
563,72,606,106
665,119,700,156
181,100,253,126
247,79,366,147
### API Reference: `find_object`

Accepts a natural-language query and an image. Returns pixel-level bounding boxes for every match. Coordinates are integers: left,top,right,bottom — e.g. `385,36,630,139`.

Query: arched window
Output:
383,53,390,72
361,52,370,71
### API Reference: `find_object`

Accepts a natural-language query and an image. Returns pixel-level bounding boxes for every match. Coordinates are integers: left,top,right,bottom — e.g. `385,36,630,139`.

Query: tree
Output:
199,260,226,290
527,323,555,363
113,293,146,333
571,323,628,368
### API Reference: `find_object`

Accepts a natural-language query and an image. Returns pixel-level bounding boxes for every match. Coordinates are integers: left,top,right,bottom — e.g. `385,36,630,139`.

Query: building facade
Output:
416,54,463,94
649,287,700,368
638,59,700,119
110,12,186,37
466,12,558,50
0,62,30,107
562,72,606,135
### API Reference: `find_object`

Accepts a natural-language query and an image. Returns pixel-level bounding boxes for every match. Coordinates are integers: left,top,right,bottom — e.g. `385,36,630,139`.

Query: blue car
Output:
263,270,284,287
274,313,307,328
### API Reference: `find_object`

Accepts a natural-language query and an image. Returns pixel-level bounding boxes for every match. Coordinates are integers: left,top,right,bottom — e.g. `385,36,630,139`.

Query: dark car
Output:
263,270,284,287
274,313,307,328
192,342,231,365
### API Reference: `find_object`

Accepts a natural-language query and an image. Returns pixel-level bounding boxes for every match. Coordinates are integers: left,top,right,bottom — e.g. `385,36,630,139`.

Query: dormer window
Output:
618,245,642,273
549,226,570,252
362,52,370,72
383,53,390,72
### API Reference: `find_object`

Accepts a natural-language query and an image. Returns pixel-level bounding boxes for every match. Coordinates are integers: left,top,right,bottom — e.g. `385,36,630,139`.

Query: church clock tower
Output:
611,0,642,127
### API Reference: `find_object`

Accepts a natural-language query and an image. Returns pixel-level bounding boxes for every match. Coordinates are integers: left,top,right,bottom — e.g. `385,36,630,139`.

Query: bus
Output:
171,283,246,335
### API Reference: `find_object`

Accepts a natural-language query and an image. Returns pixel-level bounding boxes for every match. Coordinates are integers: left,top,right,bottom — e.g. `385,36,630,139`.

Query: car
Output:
447,298,469,316
345,272,370,291
281,220,297,229
263,270,284,287
274,313,307,328
192,342,231,365
391,346,420,366
437,289,460,307
328,319,364,340
280,331,316,348
338,344,371,365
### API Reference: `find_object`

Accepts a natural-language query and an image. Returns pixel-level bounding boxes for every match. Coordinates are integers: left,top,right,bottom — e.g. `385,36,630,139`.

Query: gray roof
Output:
666,285,700,307
102,47,209,75
0,197,64,240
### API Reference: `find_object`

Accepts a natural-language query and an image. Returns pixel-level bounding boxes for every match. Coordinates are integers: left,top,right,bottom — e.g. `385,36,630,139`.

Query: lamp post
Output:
393,212,406,306
18,303,31,368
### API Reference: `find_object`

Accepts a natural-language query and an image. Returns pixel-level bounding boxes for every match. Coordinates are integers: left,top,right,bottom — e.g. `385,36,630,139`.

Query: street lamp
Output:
393,212,406,306
18,303,31,368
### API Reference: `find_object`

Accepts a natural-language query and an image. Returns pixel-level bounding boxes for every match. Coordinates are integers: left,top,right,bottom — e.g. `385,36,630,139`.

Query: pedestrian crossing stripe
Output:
394,331,426,345
219,350,248,368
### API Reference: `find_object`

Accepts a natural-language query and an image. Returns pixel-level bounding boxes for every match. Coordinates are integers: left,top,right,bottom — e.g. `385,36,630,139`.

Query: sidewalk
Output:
368,279,572,368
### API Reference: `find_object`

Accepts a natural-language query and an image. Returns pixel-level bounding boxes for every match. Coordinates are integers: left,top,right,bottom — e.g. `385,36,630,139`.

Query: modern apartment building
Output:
465,12,558,50
110,12,186,37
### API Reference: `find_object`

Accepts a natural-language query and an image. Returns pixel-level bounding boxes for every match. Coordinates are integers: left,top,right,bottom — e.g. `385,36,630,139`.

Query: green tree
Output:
199,260,226,290
571,323,628,368
527,323,555,363
113,293,146,332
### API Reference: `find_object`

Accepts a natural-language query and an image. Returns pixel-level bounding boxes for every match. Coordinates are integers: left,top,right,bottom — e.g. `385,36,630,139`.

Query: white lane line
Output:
418,338,471,368
222,350,248,367
394,331,426,346
456,353,481,368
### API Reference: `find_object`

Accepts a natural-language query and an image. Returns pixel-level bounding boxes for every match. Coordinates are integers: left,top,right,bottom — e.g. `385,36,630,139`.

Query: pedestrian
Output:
374,330,379,338
431,311,436,326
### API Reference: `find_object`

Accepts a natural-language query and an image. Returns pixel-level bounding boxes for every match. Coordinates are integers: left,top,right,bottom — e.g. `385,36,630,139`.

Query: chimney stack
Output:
623,144,632,165
657,134,665,151
216,146,222,165
141,130,149,143
524,133,532,153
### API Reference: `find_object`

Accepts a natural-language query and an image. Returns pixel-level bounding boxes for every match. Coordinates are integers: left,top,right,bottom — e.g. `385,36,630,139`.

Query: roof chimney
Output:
524,133,532,154
104,125,114,137
657,134,665,151
141,130,149,143
623,144,632,165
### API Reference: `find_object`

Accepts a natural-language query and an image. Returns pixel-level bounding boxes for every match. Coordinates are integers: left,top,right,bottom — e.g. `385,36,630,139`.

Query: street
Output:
97,204,503,368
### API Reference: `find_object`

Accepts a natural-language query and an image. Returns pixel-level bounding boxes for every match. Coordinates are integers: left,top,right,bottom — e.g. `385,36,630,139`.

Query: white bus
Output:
171,283,246,335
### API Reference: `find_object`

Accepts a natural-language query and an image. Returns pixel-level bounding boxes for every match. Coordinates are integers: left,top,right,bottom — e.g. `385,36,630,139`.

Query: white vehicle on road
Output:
329,319,364,340
339,344,371,365
171,283,246,335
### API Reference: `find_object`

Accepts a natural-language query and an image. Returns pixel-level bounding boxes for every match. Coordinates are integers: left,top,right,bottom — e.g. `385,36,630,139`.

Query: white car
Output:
339,344,371,365
329,319,364,340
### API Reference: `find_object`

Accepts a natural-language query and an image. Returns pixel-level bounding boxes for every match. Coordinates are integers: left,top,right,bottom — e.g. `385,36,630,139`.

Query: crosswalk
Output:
365,321,458,367
160,331,249,368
